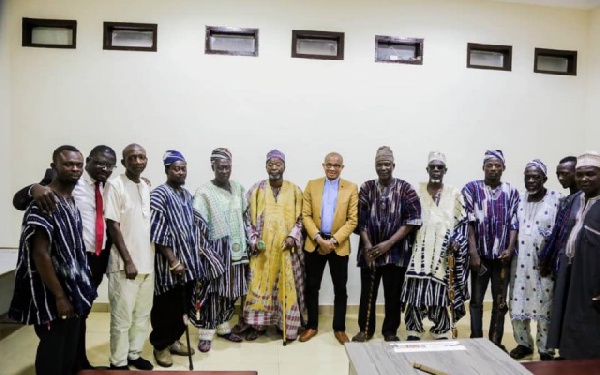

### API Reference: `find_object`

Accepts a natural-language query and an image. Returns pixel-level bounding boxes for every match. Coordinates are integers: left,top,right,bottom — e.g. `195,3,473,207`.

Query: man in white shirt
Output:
104,143,154,371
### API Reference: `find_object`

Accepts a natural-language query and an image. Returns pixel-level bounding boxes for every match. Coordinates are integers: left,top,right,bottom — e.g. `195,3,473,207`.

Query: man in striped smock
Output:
352,146,421,343
9,145,96,375
402,151,469,341
463,150,520,350
192,148,248,352
150,150,208,367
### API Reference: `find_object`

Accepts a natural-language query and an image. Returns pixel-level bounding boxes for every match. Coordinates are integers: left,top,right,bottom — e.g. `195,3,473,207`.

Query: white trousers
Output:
108,271,154,367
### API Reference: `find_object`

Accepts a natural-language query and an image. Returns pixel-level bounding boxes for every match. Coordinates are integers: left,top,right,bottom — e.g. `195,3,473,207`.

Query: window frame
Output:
22,17,77,49
534,48,577,76
204,26,259,57
103,22,158,52
291,30,345,60
466,43,512,72
375,36,424,65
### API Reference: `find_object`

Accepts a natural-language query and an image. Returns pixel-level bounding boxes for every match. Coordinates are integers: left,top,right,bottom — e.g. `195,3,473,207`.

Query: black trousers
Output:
304,249,349,332
150,282,194,350
357,264,405,337
34,317,81,375
73,249,110,370
469,257,510,342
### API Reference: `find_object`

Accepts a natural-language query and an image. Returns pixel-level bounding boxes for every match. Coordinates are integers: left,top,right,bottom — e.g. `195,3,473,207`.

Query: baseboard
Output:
91,300,495,314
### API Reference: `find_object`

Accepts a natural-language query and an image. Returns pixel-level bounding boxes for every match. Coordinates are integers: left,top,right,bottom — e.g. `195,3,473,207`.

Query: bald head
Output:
123,143,145,158
324,152,343,165
121,143,147,182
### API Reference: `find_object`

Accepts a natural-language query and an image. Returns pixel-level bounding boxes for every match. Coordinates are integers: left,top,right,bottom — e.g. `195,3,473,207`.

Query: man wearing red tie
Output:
14,145,117,370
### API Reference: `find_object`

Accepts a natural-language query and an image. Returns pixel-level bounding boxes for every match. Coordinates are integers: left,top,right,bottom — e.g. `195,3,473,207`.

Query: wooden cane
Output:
493,265,508,347
281,246,288,346
180,276,194,370
447,243,458,339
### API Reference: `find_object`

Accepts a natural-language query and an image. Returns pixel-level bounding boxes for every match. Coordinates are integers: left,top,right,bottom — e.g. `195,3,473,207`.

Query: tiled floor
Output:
0,310,536,375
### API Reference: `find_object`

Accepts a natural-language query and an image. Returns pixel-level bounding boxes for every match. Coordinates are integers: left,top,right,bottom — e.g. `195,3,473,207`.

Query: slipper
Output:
231,322,250,334
197,340,211,353
218,332,243,343
245,328,266,341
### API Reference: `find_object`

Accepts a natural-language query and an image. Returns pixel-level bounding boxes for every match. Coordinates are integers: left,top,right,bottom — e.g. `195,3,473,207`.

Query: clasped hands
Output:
362,240,393,268
316,236,336,255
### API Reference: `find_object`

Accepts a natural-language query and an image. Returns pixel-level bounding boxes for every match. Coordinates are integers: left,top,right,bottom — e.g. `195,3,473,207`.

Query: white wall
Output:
0,0,12,247
585,8,600,146
5,0,592,304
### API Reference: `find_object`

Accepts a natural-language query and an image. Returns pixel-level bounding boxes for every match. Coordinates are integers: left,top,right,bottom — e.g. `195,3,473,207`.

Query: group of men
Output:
7,144,600,374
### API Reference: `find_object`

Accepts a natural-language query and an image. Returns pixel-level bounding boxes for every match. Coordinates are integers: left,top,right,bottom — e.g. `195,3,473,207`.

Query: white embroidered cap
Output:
577,151,600,168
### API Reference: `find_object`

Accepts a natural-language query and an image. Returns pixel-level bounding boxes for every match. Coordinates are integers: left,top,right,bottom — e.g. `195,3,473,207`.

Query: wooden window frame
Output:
291,30,345,60
205,26,259,57
375,36,423,65
534,48,577,76
22,17,77,49
467,43,512,72
103,22,158,52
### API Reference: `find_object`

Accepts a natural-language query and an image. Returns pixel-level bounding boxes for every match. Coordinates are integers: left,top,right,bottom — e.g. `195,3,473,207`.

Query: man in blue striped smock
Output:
462,150,520,350
150,150,209,367
192,148,248,353
402,151,469,341
352,146,422,343
9,145,96,375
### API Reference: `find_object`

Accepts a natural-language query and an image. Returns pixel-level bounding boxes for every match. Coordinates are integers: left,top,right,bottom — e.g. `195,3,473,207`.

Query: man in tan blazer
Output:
299,152,358,345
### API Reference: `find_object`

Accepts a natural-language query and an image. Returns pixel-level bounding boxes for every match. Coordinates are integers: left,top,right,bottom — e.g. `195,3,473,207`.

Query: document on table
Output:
391,340,466,353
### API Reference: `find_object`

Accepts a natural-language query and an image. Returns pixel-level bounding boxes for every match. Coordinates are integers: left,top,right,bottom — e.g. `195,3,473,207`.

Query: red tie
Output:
94,181,104,256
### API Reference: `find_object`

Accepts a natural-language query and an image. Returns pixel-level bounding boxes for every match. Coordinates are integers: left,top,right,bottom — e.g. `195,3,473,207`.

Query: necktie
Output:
94,181,105,256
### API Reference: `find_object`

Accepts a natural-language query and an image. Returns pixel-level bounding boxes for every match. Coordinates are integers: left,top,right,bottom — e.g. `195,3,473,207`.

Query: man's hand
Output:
317,237,334,255
284,237,296,250
372,240,393,257
498,248,512,266
124,259,138,279
31,184,57,214
55,295,75,319
469,253,481,272
170,262,186,276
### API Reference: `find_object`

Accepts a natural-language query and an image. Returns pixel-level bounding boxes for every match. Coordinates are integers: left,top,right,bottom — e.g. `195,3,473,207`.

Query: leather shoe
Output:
299,328,318,342
384,335,400,342
351,331,373,342
334,331,350,345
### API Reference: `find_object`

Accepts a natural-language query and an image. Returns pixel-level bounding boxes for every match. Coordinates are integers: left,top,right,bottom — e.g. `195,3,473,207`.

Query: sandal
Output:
245,328,266,341
231,322,250,334
197,340,211,353
218,332,243,343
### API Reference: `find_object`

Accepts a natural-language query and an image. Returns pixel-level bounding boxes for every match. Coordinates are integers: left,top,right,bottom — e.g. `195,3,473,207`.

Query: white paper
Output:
391,341,466,353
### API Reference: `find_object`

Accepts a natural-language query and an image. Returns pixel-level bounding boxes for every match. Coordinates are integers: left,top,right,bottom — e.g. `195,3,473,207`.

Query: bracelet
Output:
169,261,181,271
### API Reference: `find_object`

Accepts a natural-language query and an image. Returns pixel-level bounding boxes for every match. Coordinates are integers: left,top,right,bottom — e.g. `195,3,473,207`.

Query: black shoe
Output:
539,353,554,361
351,332,373,342
128,357,154,370
509,345,533,359
407,335,421,341
384,335,400,342
109,364,130,370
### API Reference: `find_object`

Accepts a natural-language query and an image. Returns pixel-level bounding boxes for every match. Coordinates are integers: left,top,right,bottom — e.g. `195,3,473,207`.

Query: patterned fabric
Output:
462,180,520,259
9,195,96,325
210,148,232,164
243,180,305,338
402,183,469,321
525,159,547,176
150,184,212,295
194,181,249,264
509,190,561,322
162,150,185,166
539,192,582,275
484,150,505,164
266,150,285,162
565,194,600,260
357,178,422,267
191,181,248,331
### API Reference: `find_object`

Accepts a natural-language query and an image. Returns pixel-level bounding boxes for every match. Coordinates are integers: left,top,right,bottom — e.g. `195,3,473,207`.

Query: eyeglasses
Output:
428,165,446,170
324,163,342,169
91,160,117,170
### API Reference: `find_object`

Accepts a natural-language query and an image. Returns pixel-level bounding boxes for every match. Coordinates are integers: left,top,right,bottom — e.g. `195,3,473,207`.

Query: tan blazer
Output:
302,177,358,256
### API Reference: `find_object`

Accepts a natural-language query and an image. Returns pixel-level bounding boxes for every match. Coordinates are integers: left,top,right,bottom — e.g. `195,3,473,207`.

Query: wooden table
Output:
79,371,257,375
345,338,533,375
523,359,600,375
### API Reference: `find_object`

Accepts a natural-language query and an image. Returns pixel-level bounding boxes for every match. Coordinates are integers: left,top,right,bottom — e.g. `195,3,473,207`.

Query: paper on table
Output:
391,340,466,353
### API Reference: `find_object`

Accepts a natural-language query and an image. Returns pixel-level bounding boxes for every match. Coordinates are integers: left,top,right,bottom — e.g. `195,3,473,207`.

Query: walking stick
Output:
281,247,287,346
180,276,194,371
447,244,458,339
364,267,377,338
493,265,508,347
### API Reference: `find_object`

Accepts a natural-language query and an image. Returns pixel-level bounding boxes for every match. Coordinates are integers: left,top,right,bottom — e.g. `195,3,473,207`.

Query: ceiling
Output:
484,0,600,9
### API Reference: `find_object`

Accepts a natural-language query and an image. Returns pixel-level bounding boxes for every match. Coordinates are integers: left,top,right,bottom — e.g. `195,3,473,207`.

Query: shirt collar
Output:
325,178,340,185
